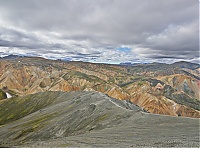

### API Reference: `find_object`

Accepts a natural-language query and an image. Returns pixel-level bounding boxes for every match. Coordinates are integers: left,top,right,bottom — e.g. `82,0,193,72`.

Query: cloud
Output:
0,0,199,63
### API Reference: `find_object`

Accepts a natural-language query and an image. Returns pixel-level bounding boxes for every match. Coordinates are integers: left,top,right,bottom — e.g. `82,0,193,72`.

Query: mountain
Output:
0,56,199,118
119,62,133,66
0,91,199,147
0,54,23,60
172,61,200,70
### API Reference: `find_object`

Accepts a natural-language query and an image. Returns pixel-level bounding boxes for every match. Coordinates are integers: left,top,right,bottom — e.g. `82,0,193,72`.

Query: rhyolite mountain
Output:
0,91,199,147
0,56,199,118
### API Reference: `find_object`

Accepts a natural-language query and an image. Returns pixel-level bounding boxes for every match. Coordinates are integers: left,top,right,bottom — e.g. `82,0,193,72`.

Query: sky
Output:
0,0,199,64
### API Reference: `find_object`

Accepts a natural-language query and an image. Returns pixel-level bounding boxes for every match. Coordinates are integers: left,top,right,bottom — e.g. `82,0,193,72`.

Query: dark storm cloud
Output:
66,51,100,57
145,54,189,59
0,27,44,49
0,0,199,63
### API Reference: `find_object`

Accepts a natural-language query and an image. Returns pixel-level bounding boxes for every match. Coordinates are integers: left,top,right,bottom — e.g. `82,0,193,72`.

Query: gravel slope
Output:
0,91,199,147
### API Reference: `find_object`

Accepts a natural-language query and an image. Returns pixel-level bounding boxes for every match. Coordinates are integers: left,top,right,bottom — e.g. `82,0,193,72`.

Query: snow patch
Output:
6,92,12,98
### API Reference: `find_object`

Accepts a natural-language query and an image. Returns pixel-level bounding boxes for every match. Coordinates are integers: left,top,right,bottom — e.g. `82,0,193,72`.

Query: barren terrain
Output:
0,91,199,147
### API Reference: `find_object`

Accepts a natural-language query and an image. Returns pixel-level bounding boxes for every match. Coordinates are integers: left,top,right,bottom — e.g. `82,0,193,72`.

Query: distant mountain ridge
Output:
0,54,25,60
0,56,199,118
120,60,199,69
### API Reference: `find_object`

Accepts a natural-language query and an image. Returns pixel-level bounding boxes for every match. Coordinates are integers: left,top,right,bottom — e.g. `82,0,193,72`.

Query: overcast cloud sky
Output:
0,0,199,63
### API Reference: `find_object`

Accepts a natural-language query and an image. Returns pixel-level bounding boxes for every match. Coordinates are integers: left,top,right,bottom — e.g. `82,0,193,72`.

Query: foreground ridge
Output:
0,91,199,147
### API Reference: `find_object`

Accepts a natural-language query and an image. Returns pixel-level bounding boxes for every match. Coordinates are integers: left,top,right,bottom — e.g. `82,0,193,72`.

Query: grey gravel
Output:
0,91,199,147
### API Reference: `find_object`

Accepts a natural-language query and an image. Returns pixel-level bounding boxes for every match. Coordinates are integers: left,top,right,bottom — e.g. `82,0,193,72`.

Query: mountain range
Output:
0,55,200,147
0,56,199,118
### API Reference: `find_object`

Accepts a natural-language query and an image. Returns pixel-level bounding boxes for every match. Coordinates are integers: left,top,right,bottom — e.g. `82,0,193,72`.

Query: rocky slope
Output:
0,91,199,147
0,56,199,118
